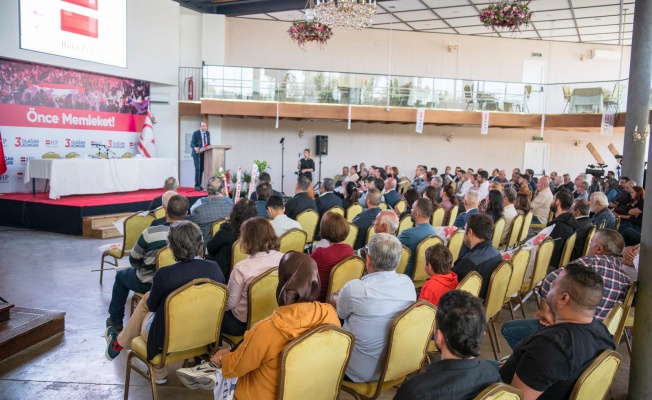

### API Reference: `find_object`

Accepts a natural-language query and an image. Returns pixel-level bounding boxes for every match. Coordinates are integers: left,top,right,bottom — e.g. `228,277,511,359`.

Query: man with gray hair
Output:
590,192,616,230
148,177,178,210
330,233,416,383
352,188,383,250
315,177,343,216
384,177,402,208
151,190,178,227
430,175,444,203
574,180,589,201
189,176,234,242
453,190,480,228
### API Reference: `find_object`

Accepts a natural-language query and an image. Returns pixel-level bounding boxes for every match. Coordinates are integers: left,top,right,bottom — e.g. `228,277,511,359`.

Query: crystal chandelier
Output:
314,0,377,31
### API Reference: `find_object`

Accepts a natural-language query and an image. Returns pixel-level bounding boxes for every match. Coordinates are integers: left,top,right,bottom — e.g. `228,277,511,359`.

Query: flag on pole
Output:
0,130,7,175
138,111,157,158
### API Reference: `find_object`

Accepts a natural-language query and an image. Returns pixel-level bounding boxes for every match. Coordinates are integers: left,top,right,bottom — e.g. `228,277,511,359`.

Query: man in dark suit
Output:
249,172,282,201
454,190,480,228
383,177,402,208
284,176,318,220
190,121,210,191
352,188,382,250
315,178,342,216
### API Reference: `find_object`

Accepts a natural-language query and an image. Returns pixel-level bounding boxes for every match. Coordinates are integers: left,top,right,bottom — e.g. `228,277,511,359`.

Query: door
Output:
524,143,549,176
523,60,548,113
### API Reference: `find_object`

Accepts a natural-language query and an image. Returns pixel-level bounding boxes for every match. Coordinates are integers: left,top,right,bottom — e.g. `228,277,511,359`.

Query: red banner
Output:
0,104,145,133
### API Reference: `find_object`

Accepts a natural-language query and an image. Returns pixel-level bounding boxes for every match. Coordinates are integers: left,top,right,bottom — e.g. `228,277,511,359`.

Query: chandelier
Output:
313,0,377,31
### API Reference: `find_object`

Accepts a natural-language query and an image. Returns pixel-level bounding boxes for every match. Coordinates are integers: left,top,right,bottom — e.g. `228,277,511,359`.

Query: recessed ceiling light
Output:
453,10,459,14
595,17,602,21
389,6,395,9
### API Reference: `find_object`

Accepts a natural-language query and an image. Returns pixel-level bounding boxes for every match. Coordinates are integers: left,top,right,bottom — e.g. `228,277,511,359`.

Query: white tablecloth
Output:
25,158,177,199
570,88,604,114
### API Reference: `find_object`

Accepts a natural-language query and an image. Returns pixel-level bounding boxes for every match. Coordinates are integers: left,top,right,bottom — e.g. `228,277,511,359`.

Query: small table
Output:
570,88,604,114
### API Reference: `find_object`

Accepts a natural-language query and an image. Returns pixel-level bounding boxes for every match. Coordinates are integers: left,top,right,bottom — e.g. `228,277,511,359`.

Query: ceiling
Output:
174,0,635,45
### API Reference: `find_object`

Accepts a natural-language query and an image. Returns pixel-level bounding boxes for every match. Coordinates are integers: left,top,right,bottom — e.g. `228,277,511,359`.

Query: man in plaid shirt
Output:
502,229,630,349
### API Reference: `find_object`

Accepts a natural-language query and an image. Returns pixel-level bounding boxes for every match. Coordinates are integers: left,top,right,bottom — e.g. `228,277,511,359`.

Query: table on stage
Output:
24,158,177,200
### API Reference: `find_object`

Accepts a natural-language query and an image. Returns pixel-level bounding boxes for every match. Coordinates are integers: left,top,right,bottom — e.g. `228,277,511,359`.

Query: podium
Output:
200,145,232,187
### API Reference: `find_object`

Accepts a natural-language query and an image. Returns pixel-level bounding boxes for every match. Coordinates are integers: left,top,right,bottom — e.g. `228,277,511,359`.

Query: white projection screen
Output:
19,0,127,68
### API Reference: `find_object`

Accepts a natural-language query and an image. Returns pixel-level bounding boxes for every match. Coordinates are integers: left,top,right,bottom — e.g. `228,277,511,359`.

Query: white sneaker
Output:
176,361,218,390
145,369,168,385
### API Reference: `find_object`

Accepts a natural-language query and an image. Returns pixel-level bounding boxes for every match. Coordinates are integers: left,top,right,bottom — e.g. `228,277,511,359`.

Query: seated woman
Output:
342,181,361,210
439,184,458,226
483,189,505,222
206,199,257,279
210,252,340,400
310,212,354,301
398,188,421,220
514,192,531,216
423,186,439,210
104,221,225,383
616,186,644,236
222,217,284,336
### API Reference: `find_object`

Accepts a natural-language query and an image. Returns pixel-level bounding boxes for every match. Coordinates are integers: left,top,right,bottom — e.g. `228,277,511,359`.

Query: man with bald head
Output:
352,188,383,250
356,210,400,258
530,176,553,224
398,198,436,277
383,177,401,208
151,190,178,226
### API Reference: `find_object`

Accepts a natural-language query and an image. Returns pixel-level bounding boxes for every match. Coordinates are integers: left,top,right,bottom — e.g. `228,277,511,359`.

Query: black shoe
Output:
106,317,123,332
195,186,203,191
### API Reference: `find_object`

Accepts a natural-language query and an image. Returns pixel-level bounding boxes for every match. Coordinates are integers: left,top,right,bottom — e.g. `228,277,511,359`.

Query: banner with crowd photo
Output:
0,58,150,193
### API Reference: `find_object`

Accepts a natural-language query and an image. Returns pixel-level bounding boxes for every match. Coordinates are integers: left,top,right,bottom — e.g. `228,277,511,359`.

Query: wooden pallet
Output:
82,212,132,238
0,307,65,362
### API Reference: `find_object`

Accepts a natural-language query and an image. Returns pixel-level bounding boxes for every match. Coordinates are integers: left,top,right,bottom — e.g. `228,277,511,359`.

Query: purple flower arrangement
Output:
288,20,334,49
479,1,533,32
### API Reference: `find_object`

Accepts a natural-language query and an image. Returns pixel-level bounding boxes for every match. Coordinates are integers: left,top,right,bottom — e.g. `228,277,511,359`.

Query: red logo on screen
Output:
60,0,98,39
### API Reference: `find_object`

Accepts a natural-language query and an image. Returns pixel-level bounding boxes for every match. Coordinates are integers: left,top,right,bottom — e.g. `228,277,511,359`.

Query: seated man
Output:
574,180,590,200
500,264,615,399
590,192,616,230
284,176,317,220
315,178,342,216
609,177,631,209
249,172,282,201
548,191,578,272
189,176,234,242
502,229,631,350
355,210,399,258
106,194,189,332
453,190,480,228
570,199,593,261
352,188,383,250
500,187,518,245
104,220,225,384
331,233,416,383
383,177,402,208
335,166,349,187
397,198,436,277
148,177,178,210
429,175,443,203
150,190,178,227
409,165,429,195
394,290,500,400
267,195,302,237
530,176,553,224
254,182,272,218
452,213,503,299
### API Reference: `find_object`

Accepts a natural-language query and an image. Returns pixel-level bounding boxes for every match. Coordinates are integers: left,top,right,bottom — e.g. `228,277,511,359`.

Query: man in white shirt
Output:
266,195,301,237
477,171,490,202
531,176,554,224
459,169,475,198
501,187,518,245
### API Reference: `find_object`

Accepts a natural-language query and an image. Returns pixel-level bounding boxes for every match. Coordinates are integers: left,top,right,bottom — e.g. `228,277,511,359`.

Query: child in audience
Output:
418,244,458,306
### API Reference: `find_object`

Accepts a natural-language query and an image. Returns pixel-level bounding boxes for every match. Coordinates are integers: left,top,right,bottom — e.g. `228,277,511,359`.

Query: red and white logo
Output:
61,0,99,39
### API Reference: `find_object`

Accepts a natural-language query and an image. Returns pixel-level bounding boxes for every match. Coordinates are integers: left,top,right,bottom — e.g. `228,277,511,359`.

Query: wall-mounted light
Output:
447,43,458,53
299,128,304,138
575,138,583,147
447,133,454,142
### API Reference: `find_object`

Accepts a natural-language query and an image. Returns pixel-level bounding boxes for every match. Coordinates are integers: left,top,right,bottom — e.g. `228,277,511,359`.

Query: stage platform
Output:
0,187,205,235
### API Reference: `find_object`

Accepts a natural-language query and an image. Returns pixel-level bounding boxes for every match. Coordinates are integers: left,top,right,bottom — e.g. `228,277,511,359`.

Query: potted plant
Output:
479,1,533,32
288,20,333,49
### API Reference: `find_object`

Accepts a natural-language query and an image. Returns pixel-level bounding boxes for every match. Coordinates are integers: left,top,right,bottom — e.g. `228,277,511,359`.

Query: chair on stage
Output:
42,152,61,159
65,152,81,158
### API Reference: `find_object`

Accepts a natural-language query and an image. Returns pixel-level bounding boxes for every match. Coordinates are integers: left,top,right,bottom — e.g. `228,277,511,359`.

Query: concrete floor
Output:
0,226,631,399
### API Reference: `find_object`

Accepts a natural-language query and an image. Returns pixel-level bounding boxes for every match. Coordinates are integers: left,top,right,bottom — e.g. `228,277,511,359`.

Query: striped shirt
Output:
129,223,171,283
538,254,631,320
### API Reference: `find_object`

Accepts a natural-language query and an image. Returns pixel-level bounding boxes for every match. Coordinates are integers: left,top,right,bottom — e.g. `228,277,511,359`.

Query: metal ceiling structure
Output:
173,0,634,45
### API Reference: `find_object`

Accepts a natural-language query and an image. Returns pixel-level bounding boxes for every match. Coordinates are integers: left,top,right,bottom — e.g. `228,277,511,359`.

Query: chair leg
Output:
147,363,158,400
491,317,502,354
124,352,134,400
487,323,499,360
517,294,527,319
508,301,516,320
100,254,118,285
625,328,633,355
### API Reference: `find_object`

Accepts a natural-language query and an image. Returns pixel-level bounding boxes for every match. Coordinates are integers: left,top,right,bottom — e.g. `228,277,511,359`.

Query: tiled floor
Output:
0,227,631,399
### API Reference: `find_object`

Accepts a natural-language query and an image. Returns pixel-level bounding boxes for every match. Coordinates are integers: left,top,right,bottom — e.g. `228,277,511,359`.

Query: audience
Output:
384,177,402,208
351,188,383,250
590,192,616,230
514,192,531,217
483,189,504,223
429,175,444,202
409,165,429,194
394,290,499,400
574,180,590,200
150,190,179,227
422,186,439,211
398,188,421,219
342,181,361,210
189,177,234,243
417,244,458,306
397,198,436,277
570,199,593,261
610,178,632,210
310,212,354,301
439,184,458,226
148,177,178,210
266,195,302,237
614,186,644,237
249,172,282,201
530,176,553,224
477,170,490,202
501,188,518,245
548,191,579,272
254,182,272,218
453,190,480,228
315,178,343,216
284,176,317,219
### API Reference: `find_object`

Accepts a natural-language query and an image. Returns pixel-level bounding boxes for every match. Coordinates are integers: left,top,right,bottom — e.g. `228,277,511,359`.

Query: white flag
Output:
138,111,157,158
415,108,425,134
481,111,490,135
601,112,615,136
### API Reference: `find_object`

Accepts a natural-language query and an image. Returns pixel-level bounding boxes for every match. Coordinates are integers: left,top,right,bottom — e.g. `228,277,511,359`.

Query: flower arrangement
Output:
479,1,533,32
288,20,333,49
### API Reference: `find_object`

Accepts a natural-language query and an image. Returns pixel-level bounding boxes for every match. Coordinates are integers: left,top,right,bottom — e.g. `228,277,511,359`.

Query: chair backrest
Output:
211,217,228,236
346,203,363,222
296,209,319,243
522,238,554,293
412,235,444,286
395,200,407,215
518,212,533,244
474,383,524,400
614,281,637,345
525,85,532,97
431,206,445,227
568,350,622,400
504,248,531,301
582,226,597,257
343,223,358,248
398,179,411,194
231,240,248,267
559,232,577,268
603,302,624,337
447,205,459,226
397,215,414,235
464,84,473,99
378,203,388,210
123,212,156,256
326,206,345,217
247,268,280,329
365,225,376,245
491,217,506,249
395,246,412,275
279,228,308,253
155,247,176,270
507,214,524,248
457,271,483,297
122,152,134,158
563,86,572,100
42,152,61,159
65,152,80,158
484,261,513,320
160,278,228,366
153,206,166,220
278,324,354,400
614,216,621,232
447,230,464,263
333,174,341,183
326,256,365,298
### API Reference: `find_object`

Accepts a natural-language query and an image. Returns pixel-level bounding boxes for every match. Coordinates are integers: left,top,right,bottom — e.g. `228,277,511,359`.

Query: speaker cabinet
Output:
316,135,328,155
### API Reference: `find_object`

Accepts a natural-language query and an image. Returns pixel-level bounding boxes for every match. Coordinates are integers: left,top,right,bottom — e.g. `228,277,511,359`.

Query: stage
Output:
0,188,205,235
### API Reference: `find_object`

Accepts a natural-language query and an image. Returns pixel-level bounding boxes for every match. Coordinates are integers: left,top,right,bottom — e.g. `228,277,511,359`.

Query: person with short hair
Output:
417,244,458,306
189,176,234,242
384,177,402,208
548,191,579,271
148,177,178,210
311,212,354,301
150,190,179,227
452,213,503,299
397,198,436,277
394,290,499,400
336,166,349,187
351,188,383,250
590,192,616,230
249,172,282,201
574,181,589,200
477,170,490,202
284,176,318,220
500,264,616,399
297,148,315,182
410,165,429,195
266,195,302,237
355,210,400,259
330,233,416,383
190,121,210,191
570,199,593,261
315,177,343,216
499,187,518,245
453,190,480,228
254,182,273,218
104,220,225,384
530,176,553,224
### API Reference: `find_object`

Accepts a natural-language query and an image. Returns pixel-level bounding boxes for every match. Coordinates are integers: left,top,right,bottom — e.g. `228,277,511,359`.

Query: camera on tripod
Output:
585,163,607,178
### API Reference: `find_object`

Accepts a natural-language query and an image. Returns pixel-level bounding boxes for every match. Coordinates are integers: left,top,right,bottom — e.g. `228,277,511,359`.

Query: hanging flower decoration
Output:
479,1,533,32
288,20,333,49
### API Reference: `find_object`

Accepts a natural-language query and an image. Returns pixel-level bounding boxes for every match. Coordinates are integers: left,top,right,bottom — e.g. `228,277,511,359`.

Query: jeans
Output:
501,318,545,350
622,228,641,247
193,154,204,187
108,268,152,322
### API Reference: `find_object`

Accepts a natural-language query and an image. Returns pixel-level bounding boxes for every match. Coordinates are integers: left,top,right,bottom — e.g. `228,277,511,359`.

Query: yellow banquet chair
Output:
221,268,279,347
130,246,178,314
397,215,414,235
519,238,554,308
456,271,483,297
378,203,388,210
99,212,155,284
343,224,359,248
346,203,363,223
210,217,228,237
341,301,436,400
326,255,365,300
504,247,532,319
568,350,622,400
279,228,308,254
394,200,407,215
614,281,637,353
447,205,459,227
412,235,444,289
558,232,577,268
124,278,228,400
365,225,376,245
430,206,445,227
474,383,523,400
582,226,597,257
395,246,411,275
122,152,134,158
297,209,320,246
504,214,524,250
326,206,345,217
485,260,513,360
447,230,464,263
153,206,165,220
517,211,533,245
231,239,248,267
491,217,506,249
278,324,355,400
603,302,624,337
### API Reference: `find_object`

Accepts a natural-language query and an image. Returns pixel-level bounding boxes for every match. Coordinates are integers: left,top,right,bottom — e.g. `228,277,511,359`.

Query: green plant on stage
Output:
253,160,270,173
